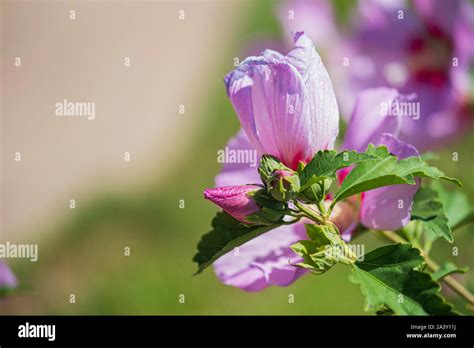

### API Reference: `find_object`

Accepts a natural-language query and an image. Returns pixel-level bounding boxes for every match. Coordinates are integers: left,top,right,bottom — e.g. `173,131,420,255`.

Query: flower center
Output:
408,23,453,87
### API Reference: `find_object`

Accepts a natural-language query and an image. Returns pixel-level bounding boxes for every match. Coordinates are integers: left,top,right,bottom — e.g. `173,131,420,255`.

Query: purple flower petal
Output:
225,32,338,169
397,83,462,150
342,87,401,152
344,0,472,150
414,0,461,34
357,0,408,27
0,261,17,289
360,133,420,230
213,223,307,291
285,32,340,153
215,130,261,187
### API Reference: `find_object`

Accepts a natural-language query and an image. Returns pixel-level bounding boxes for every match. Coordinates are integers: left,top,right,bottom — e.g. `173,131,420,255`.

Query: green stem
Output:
414,220,422,241
281,216,302,225
317,200,327,216
381,230,474,306
293,200,324,224
328,200,336,215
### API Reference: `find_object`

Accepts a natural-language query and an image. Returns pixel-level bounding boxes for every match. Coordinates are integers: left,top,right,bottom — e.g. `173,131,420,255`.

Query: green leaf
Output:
245,189,288,225
350,244,456,315
432,262,468,281
421,214,452,244
411,186,453,243
258,155,291,184
291,224,356,273
333,145,460,204
432,182,474,231
300,149,374,188
250,189,286,212
420,152,440,162
291,240,338,273
411,186,444,220
365,143,391,157
193,212,283,275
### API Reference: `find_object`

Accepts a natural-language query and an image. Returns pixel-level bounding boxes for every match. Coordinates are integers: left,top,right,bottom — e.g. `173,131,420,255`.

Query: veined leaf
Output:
432,182,474,231
193,212,284,275
432,262,468,281
333,145,460,204
291,224,353,273
420,214,452,244
411,186,443,220
411,186,453,243
350,244,457,315
300,150,374,187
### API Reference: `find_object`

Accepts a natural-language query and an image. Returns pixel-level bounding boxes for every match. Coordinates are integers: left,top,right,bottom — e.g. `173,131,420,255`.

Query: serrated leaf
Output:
411,186,453,243
300,149,374,187
193,212,283,275
421,215,452,243
365,143,391,157
291,240,337,273
432,182,474,231
411,186,444,220
333,146,460,204
432,262,468,281
350,244,456,315
291,224,355,272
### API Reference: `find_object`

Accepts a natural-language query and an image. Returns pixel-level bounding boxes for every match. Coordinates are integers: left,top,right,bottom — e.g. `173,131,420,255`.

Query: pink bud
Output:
273,169,293,178
204,185,261,222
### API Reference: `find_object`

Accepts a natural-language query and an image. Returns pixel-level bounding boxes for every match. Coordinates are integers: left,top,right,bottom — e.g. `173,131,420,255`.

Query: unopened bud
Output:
268,169,300,201
299,179,332,202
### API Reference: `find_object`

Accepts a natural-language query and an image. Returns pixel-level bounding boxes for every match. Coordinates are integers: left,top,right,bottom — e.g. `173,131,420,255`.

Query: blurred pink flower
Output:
340,88,421,240
279,0,474,151
0,261,17,290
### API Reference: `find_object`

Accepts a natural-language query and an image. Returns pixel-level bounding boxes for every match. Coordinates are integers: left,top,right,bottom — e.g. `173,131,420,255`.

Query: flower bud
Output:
298,178,332,203
268,169,301,202
204,185,261,223
258,155,289,184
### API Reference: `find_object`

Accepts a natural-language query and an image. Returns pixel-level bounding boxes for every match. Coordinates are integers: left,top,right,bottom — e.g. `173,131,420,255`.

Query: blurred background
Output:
1,0,473,314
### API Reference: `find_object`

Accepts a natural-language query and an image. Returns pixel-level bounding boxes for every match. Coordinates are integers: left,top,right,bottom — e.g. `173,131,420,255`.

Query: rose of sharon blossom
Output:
206,34,421,291
224,31,339,170
210,88,422,290
207,32,339,291
279,0,474,151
